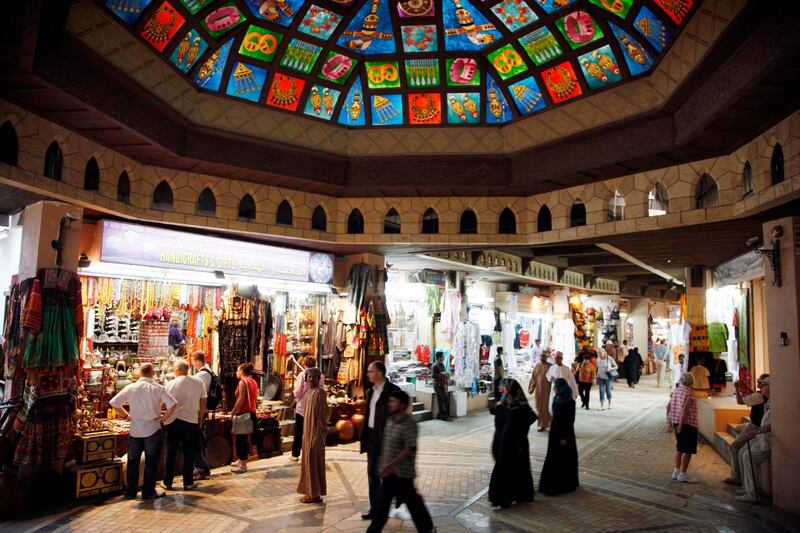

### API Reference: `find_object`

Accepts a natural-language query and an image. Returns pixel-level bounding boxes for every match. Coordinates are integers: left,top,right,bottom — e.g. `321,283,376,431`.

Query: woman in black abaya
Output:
623,347,644,388
539,378,579,496
488,379,536,508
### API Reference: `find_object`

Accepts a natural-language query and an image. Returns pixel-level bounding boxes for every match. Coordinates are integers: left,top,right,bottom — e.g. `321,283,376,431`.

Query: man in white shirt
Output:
110,363,177,500
546,351,579,414
359,361,400,521
163,359,207,491
191,351,213,479
531,339,543,362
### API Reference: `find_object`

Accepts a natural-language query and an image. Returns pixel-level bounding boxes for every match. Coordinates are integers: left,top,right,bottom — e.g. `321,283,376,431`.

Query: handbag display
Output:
232,380,254,435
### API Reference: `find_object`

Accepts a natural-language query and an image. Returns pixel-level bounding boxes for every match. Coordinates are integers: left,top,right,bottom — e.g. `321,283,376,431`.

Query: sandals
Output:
300,496,323,504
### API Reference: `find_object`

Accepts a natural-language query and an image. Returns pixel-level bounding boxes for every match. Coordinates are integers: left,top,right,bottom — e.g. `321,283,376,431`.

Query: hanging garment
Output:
707,323,728,353
452,321,480,389
552,289,570,315
425,286,441,315
506,294,519,322
347,263,373,310
439,289,462,344
501,321,515,361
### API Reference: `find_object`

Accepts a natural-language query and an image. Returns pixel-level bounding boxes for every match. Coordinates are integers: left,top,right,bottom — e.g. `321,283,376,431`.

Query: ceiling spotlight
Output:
666,259,672,263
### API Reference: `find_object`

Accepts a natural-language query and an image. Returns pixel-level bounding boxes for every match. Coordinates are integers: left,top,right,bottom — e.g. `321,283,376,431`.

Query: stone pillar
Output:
762,217,800,515
18,201,83,279
628,298,649,356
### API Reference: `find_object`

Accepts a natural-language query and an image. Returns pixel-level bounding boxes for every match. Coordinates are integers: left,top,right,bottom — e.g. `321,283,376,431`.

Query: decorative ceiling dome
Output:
103,0,693,128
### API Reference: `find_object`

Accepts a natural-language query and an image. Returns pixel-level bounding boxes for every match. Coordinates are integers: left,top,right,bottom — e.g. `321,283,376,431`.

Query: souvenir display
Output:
103,0,691,126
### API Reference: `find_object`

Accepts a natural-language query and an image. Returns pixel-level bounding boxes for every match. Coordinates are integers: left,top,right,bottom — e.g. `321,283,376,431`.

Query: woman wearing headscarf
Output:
297,367,328,503
623,347,644,388
539,378,578,496
488,379,536,508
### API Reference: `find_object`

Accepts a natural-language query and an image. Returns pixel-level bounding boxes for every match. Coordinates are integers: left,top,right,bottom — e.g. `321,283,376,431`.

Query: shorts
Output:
674,423,698,454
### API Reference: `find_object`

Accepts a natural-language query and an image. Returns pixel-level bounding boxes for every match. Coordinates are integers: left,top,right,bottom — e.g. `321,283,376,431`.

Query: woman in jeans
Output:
596,351,617,411
230,362,258,474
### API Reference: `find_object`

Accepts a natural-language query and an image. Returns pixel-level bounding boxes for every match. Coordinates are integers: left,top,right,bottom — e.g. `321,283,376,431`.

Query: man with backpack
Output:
192,351,221,480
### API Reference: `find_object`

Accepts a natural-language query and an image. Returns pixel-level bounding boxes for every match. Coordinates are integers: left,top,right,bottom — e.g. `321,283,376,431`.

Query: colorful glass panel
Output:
491,0,538,32
337,0,396,54
319,53,358,85
170,29,208,73
267,74,306,111
532,0,577,14
486,75,512,124
654,0,692,24
508,76,545,115
401,25,438,53
588,0,633,19
443,0,501,51
371,95,404,126
243,0,303,27
303,84,341,120
446,58,481,87
298,5,342,40
201,2,245,38
280,39,322,74
397,0,435,17
555,10,603,50
366,61,401,89
634,6,669,52
578,44,622,89
408,94,443,125
141,2,185,52
487,44,528,81
540,61,582,103
519,26,563,66
338,76,366,126
610,23,653,75
406,59,440,88
446,93,480,124
239,25,282,63
180,0,213,15
194,38,233,91
225,61,267,102
106,0,153,25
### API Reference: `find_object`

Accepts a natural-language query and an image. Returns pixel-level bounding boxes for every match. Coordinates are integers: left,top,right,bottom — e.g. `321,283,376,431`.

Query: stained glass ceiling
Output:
103,0,694,128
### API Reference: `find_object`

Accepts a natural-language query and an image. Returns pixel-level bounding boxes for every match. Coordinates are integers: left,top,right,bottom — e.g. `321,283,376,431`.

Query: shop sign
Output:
713,250,764,287
99,220,334,284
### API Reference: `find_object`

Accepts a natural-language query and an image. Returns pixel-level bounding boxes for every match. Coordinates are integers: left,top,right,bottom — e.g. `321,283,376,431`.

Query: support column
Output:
18,201,83,279
762,217,800,515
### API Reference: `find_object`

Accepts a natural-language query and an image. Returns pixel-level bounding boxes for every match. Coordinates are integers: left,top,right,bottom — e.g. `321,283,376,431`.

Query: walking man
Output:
546,351,578,414
655,339,669,388
191,351,213,479
367,390,436,533
360,361,400,520
431,352,450,421
110,363,177,500
162,359,206,491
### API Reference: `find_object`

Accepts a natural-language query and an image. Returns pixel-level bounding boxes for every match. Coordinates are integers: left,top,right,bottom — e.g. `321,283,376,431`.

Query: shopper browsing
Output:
595,350,618,410
296,367,328,504
291,356,325,462
230,363,258,474
162,359,206,491
110,362,177,500
666,372,699,483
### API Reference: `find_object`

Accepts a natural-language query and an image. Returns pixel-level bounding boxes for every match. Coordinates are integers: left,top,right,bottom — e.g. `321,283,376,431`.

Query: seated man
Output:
732,377,771,503
724,374,768,485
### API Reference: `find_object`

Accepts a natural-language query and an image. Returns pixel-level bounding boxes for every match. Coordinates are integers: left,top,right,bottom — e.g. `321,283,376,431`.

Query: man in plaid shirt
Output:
367,390,436,533
667,372,699,483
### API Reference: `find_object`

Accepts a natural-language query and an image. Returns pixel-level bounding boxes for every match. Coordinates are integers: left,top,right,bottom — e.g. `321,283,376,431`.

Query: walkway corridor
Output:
6,375,798,533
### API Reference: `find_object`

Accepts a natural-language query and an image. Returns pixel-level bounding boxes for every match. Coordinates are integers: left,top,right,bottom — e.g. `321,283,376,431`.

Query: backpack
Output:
201,368,222,410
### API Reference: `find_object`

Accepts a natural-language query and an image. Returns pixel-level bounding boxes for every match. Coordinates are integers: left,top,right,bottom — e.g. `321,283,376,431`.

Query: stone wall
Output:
1,99,798,249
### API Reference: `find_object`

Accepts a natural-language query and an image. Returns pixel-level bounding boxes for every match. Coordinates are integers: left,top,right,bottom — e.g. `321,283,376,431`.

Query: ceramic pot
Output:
354,399,367,414
351,413,365,439
335,419,355,442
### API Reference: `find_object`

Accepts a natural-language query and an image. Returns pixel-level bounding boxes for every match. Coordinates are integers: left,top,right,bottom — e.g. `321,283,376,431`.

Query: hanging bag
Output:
233,379,254,435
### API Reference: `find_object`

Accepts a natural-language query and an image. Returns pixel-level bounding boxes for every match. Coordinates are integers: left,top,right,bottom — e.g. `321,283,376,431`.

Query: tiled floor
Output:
5,374,799,532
